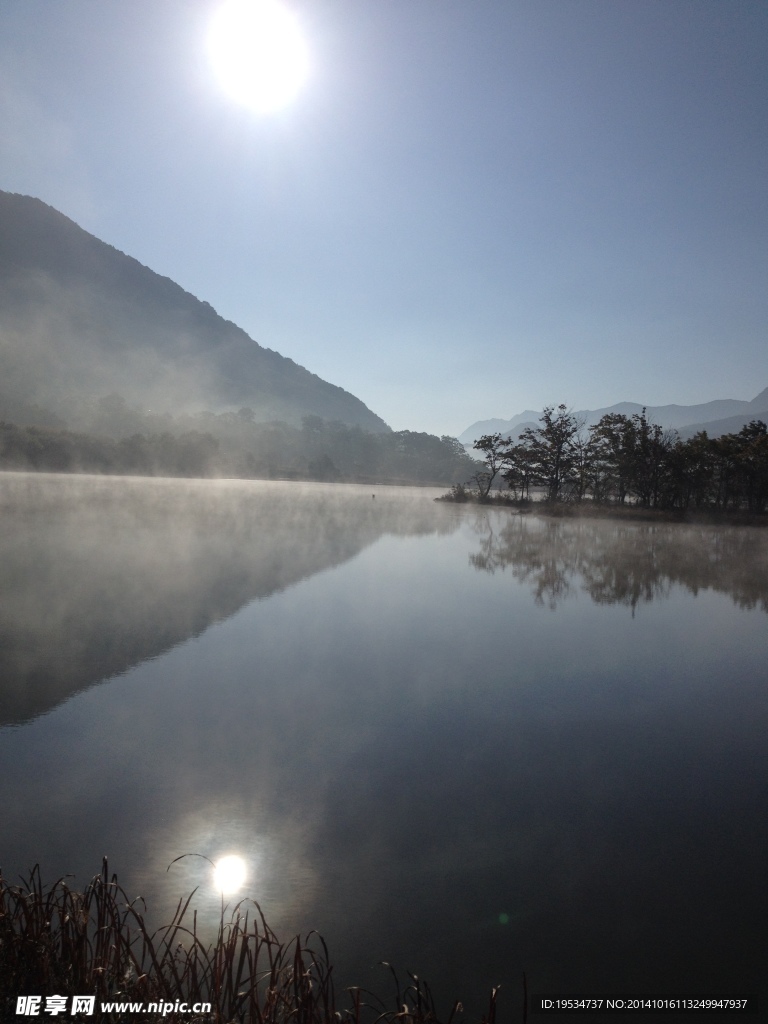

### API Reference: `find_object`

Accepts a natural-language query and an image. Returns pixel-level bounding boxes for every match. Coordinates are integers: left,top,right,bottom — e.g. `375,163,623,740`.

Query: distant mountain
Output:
0,191,390,432
459,389,768,446
677,406,768,440
459,411,541,442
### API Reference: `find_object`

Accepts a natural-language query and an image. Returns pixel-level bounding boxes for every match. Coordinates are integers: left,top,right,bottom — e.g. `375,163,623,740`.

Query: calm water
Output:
1,474,766,1015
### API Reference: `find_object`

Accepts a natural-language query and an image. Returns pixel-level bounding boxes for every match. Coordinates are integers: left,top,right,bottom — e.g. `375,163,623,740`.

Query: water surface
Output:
1,475,766,1014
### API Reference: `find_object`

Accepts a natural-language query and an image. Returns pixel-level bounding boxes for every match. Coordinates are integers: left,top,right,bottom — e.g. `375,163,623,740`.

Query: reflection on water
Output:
0,473,454,725
1,480,766,1014
468,510,768,612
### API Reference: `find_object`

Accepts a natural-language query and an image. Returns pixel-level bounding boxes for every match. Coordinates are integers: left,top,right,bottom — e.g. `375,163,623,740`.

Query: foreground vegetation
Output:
0,863,504,1024
446,405,768,516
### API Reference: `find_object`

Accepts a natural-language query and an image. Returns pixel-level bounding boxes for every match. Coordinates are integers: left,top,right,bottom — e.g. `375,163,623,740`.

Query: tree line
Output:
469,404,768,513
0,422,222,478
0,403,479,486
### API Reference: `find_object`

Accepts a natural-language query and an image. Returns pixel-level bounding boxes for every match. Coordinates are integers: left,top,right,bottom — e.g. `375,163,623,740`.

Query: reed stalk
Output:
0,861,500,1024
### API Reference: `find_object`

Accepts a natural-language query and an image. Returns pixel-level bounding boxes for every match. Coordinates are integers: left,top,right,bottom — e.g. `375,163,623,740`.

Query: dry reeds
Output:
0,861,500,1024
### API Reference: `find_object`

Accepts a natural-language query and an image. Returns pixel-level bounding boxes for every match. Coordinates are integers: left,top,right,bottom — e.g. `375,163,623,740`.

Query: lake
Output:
1,473,766,1016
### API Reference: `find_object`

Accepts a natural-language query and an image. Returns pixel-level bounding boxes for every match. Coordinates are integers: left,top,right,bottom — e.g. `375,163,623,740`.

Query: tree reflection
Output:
468,511,768,613
469,513,573,608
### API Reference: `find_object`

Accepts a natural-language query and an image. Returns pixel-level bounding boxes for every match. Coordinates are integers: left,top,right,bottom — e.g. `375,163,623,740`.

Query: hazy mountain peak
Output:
0,191,390,432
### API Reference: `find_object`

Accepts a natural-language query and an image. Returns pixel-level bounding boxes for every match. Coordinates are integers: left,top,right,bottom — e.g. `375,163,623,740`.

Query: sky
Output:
1,0,767,436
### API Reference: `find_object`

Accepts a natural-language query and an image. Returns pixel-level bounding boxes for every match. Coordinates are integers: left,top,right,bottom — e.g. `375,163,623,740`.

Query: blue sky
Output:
1,0,766,435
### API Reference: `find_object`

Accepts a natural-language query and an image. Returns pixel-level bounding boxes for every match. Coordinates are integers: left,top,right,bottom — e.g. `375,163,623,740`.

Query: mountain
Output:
676,405,768,440
0,191,390,432
458,411,541,441
459,388,768,446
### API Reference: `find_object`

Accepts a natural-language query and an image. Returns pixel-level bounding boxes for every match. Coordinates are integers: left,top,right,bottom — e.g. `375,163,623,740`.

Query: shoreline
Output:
436,492,768,527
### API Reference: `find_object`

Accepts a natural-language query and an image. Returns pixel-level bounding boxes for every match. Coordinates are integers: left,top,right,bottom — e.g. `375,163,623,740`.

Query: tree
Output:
589,413,636,504
519,405,582,502
667,432,716,510
730,420,768,512
501,442,534,500
567,429,595,502
629,409,676,508
472,433,511,499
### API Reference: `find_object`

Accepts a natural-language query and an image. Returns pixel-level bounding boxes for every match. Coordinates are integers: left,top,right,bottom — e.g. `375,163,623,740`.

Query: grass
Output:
0,861,507,1024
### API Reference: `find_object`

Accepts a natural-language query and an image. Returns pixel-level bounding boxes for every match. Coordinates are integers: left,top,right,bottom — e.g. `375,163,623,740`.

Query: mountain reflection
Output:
0,474,455,725
468,511,768,612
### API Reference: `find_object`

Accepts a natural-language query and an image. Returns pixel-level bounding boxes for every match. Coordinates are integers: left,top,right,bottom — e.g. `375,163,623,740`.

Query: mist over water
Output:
1,476,766,1013
0,473,451,724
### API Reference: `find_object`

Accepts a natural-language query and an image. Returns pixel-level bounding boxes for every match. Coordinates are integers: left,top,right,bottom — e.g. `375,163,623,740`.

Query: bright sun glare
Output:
208,0,309,113
213,854,248,895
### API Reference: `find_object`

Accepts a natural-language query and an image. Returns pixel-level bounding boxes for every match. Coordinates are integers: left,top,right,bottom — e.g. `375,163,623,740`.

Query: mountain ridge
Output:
0,191,390,433
459,388,768,446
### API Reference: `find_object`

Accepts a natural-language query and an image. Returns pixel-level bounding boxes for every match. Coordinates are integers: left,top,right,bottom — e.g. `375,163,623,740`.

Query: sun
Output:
208,0,309,114
212,854,248,895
